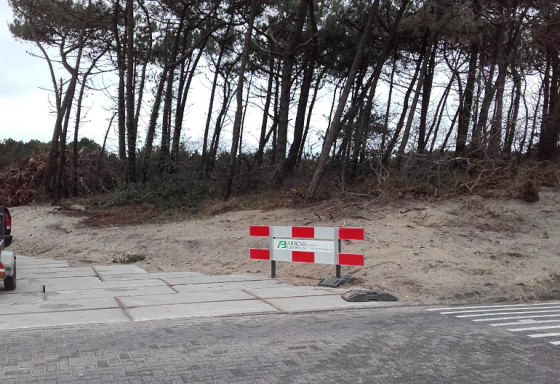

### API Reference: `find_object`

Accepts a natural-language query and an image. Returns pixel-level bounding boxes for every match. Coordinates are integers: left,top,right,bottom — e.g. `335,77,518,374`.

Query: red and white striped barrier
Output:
249,225,364,277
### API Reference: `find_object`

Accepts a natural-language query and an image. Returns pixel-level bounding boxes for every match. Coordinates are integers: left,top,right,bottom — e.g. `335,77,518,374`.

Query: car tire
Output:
4,263,16,291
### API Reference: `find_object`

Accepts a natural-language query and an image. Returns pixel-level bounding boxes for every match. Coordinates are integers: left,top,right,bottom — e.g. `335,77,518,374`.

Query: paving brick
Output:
0,308,559,383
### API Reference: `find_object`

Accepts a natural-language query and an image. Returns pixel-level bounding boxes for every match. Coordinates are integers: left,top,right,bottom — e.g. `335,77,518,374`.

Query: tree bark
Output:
255,45,276,168
382,32,429,164
305,0,380,201
125,0,136,182
456,42,479,154
285,0,319,175
273,0,309,189
202,30,229,174
223,0,259,200
418,41,437,152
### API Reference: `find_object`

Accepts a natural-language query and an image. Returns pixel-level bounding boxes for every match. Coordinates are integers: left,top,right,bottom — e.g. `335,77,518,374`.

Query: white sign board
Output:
273,238,336,253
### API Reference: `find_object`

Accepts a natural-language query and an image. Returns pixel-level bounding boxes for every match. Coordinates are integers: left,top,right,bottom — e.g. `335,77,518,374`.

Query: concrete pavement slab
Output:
0,297,119,315
44,285,176,301
0,292,43,303
19,276,102,286
99,271,204,281
245,285,344,299
43,278,168,292
22,269,97,279
0,308,128,329
118,290,255,307
161,274,270,285
16,256,69,267
18,266,94,274
1,282,45,294
127,299,277,321
173,280,292,293
0,255,403,331
93,265,148,275
267,294,398,312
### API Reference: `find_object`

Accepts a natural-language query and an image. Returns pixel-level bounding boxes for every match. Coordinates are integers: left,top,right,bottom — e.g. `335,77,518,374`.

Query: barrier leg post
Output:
271,260,276,278
336,238,341,278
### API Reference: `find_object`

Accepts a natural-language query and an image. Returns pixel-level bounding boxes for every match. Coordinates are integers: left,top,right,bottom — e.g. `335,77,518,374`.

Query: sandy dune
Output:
10,189,560,305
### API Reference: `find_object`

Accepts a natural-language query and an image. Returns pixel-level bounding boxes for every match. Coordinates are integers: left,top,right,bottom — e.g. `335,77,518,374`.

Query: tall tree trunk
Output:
142,69,167,182
72,48,106,196
456,42,479,154
238,74,254,163
223,0,259,200
504,69,522,153
439,109,460,153
305,0,381,200
418,41,437,152
54,1,91,202
286,0,319,175
428,73,455,153
470,19,506,153
172,40,207,164
209,79,234,174
113,0,127,160
273,0,309,188
202,32,228,174
298,69,324,165
351,0,409,175
380,52,398,163
396,33,434,166
125,0,136,182
538,53,560,161
255,48,276,168
135,0,153,131
382,33,429,164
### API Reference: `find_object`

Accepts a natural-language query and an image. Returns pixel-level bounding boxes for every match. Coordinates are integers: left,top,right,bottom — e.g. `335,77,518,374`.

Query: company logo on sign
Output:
273,239,335,252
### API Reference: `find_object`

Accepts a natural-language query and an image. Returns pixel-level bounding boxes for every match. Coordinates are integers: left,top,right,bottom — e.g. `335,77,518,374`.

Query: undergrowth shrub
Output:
112,172,209,209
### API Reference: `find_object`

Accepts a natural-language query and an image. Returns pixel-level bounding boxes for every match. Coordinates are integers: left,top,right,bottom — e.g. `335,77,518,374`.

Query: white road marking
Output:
441,306,560,315
430,303,560,347
509,325,560,332
490,319,560,326
473,314,560,322
427,302,560,311
456,309,560,318
528,333,560,338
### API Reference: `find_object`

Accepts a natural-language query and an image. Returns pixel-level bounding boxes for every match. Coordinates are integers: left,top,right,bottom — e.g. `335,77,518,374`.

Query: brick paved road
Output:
1,306,559,383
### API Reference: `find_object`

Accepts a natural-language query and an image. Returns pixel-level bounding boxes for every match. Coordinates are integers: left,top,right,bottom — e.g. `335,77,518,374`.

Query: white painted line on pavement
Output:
456,309,560,318
473,314,560,322
509,325,560,332
551,341,560,345
428,302,560,311
491,319,560,327
528,333,560,338
441,306,560,315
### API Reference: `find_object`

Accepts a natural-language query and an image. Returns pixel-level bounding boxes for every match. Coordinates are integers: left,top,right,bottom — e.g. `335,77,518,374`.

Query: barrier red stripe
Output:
292,226,314,238
292,251,314,263
338,253,364,266
250,226,270,237
339,228,364,240
250,249,270,260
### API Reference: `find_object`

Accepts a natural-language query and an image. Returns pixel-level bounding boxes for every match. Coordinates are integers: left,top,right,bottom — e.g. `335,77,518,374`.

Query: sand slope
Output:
10,189,560,305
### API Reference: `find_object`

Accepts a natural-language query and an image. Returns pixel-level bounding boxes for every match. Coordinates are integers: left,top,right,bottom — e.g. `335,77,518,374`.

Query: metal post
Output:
271,260,276,278
336,239,342,278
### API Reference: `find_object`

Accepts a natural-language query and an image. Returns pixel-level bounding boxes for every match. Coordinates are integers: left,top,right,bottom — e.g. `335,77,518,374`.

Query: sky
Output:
0,1,267,153
0,1,60,144
0,1,344,156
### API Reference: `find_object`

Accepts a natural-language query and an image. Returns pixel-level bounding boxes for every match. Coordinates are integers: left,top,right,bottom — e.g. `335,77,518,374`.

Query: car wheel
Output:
4,263,16,291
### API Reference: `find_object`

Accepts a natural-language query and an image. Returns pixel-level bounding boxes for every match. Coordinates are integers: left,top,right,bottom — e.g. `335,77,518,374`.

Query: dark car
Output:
0,207,16,290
